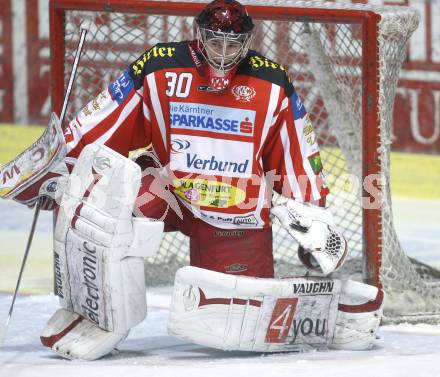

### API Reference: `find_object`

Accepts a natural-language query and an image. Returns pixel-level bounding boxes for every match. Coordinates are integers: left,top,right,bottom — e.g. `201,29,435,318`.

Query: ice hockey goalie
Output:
0,0,384,360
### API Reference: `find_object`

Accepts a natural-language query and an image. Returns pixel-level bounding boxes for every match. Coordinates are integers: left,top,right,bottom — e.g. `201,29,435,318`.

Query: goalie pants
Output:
137,174,274,278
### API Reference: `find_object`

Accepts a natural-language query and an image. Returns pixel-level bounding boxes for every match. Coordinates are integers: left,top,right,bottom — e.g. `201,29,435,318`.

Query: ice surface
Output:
1,291,440,377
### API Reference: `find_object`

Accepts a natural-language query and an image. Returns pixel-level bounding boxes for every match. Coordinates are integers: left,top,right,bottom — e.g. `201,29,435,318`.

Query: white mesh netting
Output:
57,0,440,321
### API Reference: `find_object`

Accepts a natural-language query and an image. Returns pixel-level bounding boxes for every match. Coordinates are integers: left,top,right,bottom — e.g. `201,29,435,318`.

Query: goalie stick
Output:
0,23,89,348
0,200,41,347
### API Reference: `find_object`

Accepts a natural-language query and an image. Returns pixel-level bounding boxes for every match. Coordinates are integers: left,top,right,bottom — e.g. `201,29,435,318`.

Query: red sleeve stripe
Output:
94,94,141,145
270,96,289,127
279,121,304,201
256,84,281,162
146,72,168,152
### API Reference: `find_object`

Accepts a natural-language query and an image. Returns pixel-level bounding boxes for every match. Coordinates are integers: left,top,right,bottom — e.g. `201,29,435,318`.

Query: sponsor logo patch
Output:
265,296,330,346
307,152,323,174
53,252,64,298
197,85,220,93
131,46,176,75
82,91,109,117
290,317,327,345
225,263,248,273
214,230,245,237
188,44,202,69
292,281,334,295
173,178,246,208
303,114,317,146
171,139,191,154
233,214,258,226
109,70,134,105
170,135,253,178
198,212,260,227
46,181,58,193
170,102,256,137
265,298,299,343
200,212,234,224
291,91,306,120
210,76,230,90
239,117,253,134
248,55,286,72
80,241,100,325
1,164,20,186
232,85,256,102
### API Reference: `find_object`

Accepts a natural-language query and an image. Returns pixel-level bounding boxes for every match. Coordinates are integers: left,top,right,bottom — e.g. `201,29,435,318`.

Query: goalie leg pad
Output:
330,280,384,350
168,266,341,352
41,309,128,360
49,144,163,348
168,267,383,352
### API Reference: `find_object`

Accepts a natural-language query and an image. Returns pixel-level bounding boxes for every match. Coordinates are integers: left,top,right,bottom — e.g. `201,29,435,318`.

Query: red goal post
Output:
49,0,437,320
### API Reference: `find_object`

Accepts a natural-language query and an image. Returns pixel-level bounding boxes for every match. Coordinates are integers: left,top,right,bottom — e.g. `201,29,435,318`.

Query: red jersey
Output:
64,41,328,229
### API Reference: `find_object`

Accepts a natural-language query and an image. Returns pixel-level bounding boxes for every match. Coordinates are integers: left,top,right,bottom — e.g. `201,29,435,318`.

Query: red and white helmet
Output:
195,0,254,91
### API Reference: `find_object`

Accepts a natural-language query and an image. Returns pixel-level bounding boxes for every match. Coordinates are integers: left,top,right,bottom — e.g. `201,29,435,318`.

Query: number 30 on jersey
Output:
165,72,193,98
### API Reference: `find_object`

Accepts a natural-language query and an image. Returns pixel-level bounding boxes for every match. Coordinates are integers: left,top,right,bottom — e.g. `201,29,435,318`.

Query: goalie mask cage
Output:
49,0,440,322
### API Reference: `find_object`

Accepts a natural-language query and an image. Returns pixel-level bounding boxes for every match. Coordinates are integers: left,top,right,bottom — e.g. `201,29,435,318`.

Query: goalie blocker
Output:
0,112,68,208
168,266,384,352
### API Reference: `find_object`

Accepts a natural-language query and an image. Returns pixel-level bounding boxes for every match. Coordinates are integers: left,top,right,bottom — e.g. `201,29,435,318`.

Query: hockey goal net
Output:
49,0,440,322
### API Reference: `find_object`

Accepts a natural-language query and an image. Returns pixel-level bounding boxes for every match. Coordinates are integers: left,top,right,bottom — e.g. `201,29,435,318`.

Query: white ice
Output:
1,290,440,377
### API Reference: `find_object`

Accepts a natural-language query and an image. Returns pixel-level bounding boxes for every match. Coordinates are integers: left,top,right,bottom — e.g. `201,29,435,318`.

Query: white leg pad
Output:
44,144,164,360
168,266,341,352
53,144,164,334
168,267,384,352
41,309,128,360
330,280,384,350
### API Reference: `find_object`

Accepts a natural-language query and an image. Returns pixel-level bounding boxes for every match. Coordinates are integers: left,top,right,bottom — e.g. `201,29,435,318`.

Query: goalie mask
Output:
195,0,254,91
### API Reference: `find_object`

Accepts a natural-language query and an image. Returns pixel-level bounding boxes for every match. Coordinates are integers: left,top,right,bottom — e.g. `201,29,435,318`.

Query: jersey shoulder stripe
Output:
237,50,294,98
128,41,194,88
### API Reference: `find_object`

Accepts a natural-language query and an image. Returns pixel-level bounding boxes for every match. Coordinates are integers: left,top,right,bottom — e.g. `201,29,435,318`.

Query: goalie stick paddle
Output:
0,23,89,348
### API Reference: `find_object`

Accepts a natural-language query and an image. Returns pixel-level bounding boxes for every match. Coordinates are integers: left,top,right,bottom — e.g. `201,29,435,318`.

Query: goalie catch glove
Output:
271,200,348,275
